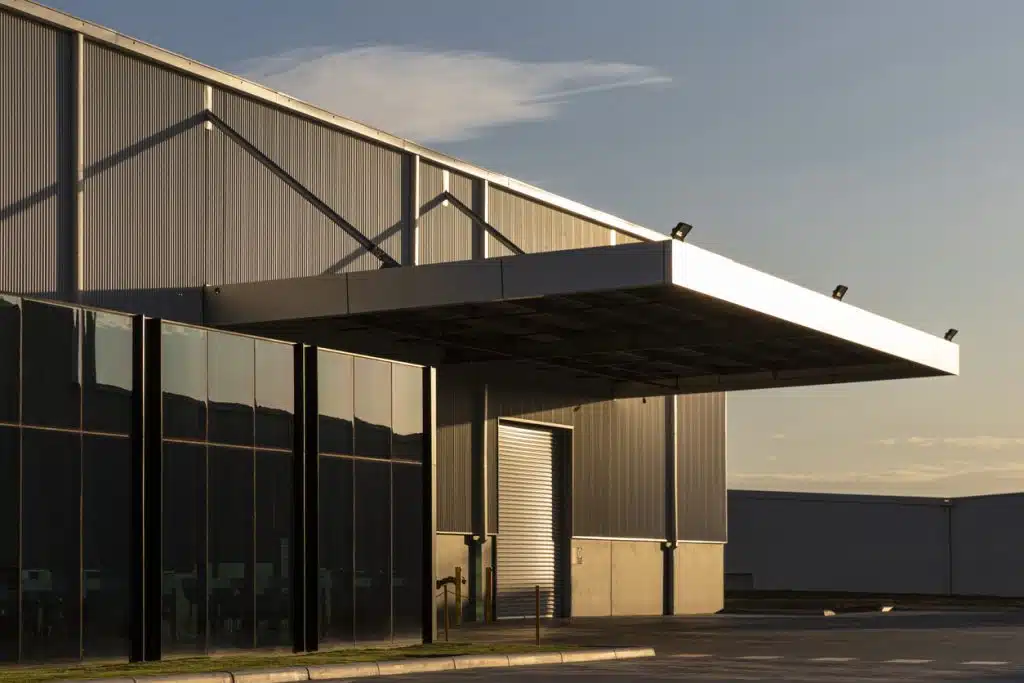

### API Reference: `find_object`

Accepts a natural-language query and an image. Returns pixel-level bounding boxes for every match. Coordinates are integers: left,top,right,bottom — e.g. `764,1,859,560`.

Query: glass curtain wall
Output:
317,352,424,647
0,296,134,662
160,323,295,654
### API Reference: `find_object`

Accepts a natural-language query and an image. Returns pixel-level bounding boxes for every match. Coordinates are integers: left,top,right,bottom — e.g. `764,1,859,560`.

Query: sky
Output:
42,0,1024,497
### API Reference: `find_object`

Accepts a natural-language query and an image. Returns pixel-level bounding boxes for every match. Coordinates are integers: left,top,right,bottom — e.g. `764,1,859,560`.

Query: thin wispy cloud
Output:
236,45,671,143
877,436,1024,450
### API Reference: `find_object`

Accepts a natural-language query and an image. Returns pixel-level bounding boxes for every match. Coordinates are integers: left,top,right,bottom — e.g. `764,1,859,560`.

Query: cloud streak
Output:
876,436,1024,450
236,45,671,143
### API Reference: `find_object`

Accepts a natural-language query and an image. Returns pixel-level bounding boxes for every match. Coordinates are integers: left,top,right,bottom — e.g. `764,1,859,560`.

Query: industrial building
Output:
727,490,1024,598
0,0,958,665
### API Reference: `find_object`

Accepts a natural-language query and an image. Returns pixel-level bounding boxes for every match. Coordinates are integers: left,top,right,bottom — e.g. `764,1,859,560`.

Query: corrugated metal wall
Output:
418,162,474,265
213,91,405,282
436,370,475,534
81,42,207,320
0,12,72,298
952,493,1024,597
486,186,613,256
726,491,952,595
677,393,727,542
615,234,642,245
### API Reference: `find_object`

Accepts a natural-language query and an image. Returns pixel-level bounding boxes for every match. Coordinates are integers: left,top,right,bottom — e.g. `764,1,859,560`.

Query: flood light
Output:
832,285,848,301
944,328,958,342
671,222,693,242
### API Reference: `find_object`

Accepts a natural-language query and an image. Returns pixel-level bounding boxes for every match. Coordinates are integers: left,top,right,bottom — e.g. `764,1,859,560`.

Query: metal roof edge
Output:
0,0,668,245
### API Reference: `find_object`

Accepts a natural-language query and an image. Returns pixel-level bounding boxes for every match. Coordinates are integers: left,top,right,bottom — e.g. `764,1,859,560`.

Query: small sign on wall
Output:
575,546,584,565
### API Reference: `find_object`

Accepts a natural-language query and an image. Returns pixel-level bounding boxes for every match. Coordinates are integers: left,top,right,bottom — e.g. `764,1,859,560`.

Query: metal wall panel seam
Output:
71,30,84,299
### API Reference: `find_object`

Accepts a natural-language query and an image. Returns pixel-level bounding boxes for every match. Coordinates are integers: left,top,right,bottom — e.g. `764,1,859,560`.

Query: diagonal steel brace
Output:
439,191,525,256
205,111,401,268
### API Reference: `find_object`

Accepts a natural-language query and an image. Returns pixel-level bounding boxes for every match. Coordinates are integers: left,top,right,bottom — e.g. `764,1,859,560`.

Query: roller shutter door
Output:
496,422,559,619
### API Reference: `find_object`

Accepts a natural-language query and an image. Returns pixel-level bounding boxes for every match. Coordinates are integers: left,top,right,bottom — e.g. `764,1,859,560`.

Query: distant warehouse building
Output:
0,0,958,666
727,490,1024,598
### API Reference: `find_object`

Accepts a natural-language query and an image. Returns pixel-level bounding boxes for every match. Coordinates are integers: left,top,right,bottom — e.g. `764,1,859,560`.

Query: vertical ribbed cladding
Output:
616,233,643,245
0,12,71,298
486,186,614,256
214,90,404,283
572,397,666,539
436,371,474,533
677,392,727,542
81,42,207,321
417,163,473,264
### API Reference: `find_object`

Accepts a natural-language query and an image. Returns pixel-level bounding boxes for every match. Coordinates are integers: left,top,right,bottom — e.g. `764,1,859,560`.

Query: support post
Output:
468,383,488,622
422,367,438,644
141,318,163,661
128,316,145,662
472,178,488,260
303,347,320,651
70,31,85,301
663,395,679,616
403,154,420,266
291,344,308,652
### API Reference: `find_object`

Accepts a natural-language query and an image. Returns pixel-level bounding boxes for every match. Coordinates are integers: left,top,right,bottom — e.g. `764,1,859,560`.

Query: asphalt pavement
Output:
380,610,1024,682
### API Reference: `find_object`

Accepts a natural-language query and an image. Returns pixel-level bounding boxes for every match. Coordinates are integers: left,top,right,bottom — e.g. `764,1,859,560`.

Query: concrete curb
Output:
59,647,656,682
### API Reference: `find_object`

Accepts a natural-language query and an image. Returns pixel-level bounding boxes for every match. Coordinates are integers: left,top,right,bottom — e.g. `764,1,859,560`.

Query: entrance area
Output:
495,421,568,619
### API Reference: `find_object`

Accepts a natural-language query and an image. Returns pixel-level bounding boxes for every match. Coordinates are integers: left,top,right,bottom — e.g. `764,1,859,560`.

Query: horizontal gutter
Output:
0,0,668,244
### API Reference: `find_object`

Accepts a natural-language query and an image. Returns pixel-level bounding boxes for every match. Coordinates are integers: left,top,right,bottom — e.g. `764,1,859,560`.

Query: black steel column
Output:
142,318,163,660
303,346,320,651
663,395,679,616
468,382,488,621
422,367,438,644
128,316,145,662
291,344,308,652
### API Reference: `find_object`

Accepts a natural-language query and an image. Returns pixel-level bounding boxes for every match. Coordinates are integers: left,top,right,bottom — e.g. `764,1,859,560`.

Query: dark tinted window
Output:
21,429,81,661
318,455,353,645
0,297,19,424
83,436,131,658
208,447,254,650
255,450,291,648
83,312,133,435
391,365,423,462
354,460,391,643
392,462,422,641
255,341,294,450
0,428,19,662
318,351,353,456
207,332,254,447
354,358,391,458
163,442,207,654
162,324,208,441
22,301,81,429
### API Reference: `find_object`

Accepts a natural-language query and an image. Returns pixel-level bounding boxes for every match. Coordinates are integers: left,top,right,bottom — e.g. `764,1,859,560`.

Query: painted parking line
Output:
883,659,934,664
670,653,713,659
962,661,1010,666
736,655,783,661
809,657,857,662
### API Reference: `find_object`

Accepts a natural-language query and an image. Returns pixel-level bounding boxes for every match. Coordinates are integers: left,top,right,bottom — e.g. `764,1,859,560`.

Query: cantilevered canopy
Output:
205,241,959,399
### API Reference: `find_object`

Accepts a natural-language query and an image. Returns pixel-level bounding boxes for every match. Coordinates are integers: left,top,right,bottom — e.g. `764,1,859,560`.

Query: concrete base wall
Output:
675,542,724,615
569,538,663,617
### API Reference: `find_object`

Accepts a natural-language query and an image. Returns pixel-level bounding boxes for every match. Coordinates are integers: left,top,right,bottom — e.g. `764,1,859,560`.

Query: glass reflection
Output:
83,436,131,658
354,358,391,458
354,460,391,643
208,447,255,650
208,332,254,447
255,341,294,450
23,301,81,429
318,351,353,456
162,442,208,654
162,324,208,441
21,429,82,661
392,463,422,641
0,297,19,424
83,312,133,435
318,455,353,645
391,365,423,462
0,428,18,662
255,451,291,648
